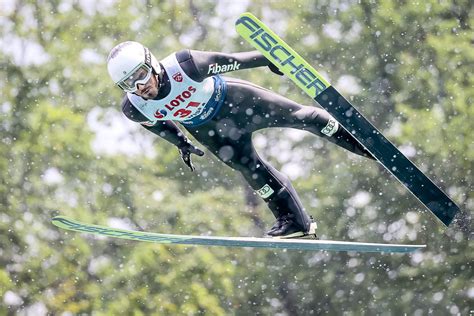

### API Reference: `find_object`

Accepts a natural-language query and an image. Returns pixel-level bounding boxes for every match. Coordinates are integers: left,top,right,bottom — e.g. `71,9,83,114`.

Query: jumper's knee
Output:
332,127,376,160
293,106,320,122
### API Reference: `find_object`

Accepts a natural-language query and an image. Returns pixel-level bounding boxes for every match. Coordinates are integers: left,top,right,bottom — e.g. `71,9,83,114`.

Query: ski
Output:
235,12,459,227
52,216,424,253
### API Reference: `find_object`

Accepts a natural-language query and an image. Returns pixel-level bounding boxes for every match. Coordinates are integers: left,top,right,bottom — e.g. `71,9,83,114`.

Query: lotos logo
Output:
154,109,168,119
154,86,201,119
172,72,183,82
208,61,241,74
235,16,328,97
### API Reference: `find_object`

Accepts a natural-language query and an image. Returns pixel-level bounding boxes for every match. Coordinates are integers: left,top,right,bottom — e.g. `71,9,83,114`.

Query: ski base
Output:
52,216,425,253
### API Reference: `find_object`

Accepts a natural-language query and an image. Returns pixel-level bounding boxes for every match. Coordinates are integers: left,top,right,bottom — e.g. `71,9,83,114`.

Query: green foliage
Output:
0,0,471,315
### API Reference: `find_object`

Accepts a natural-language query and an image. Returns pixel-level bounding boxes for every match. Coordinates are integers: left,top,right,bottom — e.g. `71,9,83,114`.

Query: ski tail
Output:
314,87,459,225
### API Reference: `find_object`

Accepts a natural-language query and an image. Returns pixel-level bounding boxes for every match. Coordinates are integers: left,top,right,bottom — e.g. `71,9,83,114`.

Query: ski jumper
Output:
121,49,374,233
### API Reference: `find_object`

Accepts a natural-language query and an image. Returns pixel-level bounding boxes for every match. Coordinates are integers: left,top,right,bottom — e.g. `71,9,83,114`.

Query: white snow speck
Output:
467,287,474,298
432,291,443,303
337,75,362,95
349,191,372,208
152,190,164,202
323,21,342,40
406,212,420,224
107,217,133,230
24,302,48,316
354,273,365,284
399,145,417,158
80,48,103,64
42,167,64,185
3,291,23,306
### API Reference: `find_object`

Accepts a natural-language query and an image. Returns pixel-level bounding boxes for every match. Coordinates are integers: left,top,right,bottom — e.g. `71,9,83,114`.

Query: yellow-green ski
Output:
52,216,425,253
235,12,459,227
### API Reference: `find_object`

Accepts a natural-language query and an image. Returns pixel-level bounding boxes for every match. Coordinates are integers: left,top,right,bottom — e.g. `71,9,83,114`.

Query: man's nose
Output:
137,83,146,91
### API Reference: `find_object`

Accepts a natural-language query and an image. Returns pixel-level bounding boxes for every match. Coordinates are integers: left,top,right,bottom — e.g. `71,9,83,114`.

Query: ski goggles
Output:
117,63,153,93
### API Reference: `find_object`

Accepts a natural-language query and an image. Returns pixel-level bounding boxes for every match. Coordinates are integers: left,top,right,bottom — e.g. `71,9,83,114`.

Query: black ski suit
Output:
121,49,374,233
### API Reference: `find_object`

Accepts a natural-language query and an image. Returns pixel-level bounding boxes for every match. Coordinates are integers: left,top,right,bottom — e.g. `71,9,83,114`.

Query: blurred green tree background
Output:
0,0,472,314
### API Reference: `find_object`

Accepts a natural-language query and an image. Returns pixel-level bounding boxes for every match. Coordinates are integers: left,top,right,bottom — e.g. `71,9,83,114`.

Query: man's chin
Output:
142,90,157,99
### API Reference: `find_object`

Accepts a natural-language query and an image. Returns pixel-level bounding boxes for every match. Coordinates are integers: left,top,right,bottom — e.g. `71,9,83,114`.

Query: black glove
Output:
268,62,284,76
178,142,205,172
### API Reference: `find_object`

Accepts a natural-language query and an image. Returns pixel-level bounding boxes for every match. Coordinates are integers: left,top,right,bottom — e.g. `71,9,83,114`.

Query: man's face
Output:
135,73,159,99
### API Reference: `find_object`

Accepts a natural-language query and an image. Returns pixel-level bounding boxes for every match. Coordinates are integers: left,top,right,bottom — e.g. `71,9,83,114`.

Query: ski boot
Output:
265,215,318,239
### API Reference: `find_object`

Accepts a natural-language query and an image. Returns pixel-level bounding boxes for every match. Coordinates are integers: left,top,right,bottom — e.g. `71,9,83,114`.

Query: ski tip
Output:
238,12,256,19
51,216,62,225
235,12,258,27
51,215,74,229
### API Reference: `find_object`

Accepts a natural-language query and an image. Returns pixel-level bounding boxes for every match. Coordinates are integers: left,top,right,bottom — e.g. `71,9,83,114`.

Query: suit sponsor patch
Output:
321,118,339,137
256,184,274,199
208,61,241,74
140,120,156,127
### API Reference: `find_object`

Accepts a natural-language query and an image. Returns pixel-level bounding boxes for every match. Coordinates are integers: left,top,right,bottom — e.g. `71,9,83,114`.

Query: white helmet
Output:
107,41,161,92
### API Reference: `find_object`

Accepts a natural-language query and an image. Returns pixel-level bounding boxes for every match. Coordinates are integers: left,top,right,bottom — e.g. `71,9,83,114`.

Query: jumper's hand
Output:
178,142,205,172
268,62,284,76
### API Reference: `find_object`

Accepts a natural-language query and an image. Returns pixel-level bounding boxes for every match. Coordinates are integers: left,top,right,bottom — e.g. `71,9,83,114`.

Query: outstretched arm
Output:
176,49,283,81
